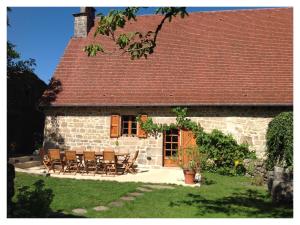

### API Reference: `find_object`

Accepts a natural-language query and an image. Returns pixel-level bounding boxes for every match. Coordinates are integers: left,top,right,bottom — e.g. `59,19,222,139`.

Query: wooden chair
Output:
92,147,101,152
124,150,139,174
64,150,80,175
48,149,64,174
102,150,117,175
72,147,85,169
38,148,51,172
83,151,97,175
91,147,103,171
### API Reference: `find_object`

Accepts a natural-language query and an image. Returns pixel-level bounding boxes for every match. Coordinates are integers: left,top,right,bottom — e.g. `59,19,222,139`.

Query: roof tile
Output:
50,8,293,106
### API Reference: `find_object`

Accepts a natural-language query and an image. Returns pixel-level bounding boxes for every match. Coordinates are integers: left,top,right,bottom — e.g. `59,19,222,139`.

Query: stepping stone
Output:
128,192,144,197
120,196,135,201
93,206,109,211
143,184,175,190
108,201,124,207
72,208,87,215
136,187,153,192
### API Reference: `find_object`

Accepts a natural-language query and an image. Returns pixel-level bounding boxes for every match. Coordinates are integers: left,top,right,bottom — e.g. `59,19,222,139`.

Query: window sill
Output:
121,135,137,137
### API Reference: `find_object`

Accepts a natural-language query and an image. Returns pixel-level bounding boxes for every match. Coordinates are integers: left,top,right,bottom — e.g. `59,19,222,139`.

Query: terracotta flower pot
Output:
183,169,196,184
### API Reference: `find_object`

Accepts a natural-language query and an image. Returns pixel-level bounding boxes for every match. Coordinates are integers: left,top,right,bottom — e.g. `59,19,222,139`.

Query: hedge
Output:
266,111,293,170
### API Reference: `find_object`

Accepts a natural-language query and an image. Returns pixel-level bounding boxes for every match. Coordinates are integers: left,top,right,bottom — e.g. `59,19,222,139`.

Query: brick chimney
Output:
73,7,95,38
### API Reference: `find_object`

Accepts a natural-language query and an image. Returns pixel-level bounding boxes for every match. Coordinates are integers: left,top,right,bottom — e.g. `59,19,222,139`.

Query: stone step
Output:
14,160,42,169
9,155,40,164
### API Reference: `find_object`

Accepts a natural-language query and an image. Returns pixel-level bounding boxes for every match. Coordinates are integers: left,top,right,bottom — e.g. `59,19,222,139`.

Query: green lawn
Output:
13,172,293,218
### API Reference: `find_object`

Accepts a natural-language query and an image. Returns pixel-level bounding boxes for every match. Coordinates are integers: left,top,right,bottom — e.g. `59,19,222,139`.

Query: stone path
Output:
128,192,144,196
120,196,135,201
71,184,175,215
108,201,124,207
72,208,87,215
136,187,153,192
93,206,109,211
143,184,175,189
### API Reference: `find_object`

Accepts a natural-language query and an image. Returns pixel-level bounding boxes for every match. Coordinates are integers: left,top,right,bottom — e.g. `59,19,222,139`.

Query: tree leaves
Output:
85,7,188,59
7,42,36,74
155,7,188,19
117,33,132,49
84,44,104,56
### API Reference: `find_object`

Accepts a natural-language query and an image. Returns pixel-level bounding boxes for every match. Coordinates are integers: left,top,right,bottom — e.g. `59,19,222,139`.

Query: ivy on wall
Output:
137,107,256,176
136,107,201,137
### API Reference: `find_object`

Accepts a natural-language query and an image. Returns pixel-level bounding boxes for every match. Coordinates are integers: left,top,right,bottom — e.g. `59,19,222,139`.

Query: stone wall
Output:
43,106,291,167
243,159,267,179
267,167,293,204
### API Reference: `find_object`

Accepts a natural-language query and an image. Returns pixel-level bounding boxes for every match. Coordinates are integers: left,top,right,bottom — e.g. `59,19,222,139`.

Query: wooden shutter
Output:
180,129,197,168
137,115,148,138
110,115,120,138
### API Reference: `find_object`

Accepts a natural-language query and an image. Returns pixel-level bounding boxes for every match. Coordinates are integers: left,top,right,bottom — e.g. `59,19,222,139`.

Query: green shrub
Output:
266,111,293,170
196,129,256,175
244,159,256,177
12,180,54,218
7,163,15,217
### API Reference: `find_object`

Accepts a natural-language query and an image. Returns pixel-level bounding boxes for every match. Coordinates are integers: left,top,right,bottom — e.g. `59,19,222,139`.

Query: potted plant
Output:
179,146,202,184
183,161,197,184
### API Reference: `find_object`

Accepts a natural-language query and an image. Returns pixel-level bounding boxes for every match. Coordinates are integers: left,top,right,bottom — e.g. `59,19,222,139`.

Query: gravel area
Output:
15,166,199,187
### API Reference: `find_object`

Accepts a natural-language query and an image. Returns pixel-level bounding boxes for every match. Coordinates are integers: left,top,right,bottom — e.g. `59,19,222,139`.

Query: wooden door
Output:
180,129,197,168
163,129,180,167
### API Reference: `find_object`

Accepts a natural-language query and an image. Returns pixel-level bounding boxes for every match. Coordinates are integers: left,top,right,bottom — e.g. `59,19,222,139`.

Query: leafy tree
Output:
7,8,36,74
85,7,188,59
7,8,47,154
7,42,36,75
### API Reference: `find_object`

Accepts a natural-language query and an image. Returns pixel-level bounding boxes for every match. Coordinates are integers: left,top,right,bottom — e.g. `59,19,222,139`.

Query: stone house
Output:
42,7,293,167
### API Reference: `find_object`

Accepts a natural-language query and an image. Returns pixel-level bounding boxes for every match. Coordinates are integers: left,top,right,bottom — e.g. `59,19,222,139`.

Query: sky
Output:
7,7,270,84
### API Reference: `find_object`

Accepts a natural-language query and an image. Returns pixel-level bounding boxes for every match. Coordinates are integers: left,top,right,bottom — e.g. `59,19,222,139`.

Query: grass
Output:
13,172,293,218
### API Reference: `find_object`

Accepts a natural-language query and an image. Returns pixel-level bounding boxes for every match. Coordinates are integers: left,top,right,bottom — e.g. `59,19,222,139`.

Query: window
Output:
110,114,147,138
121,115,137,136
164,129,179,158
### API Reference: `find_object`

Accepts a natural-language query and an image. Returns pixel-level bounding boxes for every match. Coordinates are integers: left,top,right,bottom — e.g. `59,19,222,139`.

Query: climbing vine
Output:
136,107,201,137
137,107,256,176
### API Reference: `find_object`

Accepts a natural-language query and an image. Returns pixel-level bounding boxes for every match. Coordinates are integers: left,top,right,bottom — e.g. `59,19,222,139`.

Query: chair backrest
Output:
104,147,114,152
92,147,101,152
39,148,47,160
83,151,95,161
48,149,61,161
103,150,115,163
65,150,77,161
131,150,139,163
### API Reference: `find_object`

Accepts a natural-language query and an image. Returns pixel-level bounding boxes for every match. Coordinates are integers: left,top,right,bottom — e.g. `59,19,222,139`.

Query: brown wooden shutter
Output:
180,129,197,168
110,115,120,138
137,115,148,138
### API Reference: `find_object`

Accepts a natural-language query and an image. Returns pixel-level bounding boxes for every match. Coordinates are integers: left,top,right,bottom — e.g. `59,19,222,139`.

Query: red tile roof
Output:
50,8,293,106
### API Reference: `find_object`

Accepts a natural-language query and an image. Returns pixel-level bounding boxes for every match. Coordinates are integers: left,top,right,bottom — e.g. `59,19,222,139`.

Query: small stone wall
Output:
43,106,290,167
267,167,293,203
243,159,267,179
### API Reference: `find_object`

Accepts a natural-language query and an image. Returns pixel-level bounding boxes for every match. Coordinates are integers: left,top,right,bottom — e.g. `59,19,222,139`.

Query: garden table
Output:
60,150,129,157
60,150,130,174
